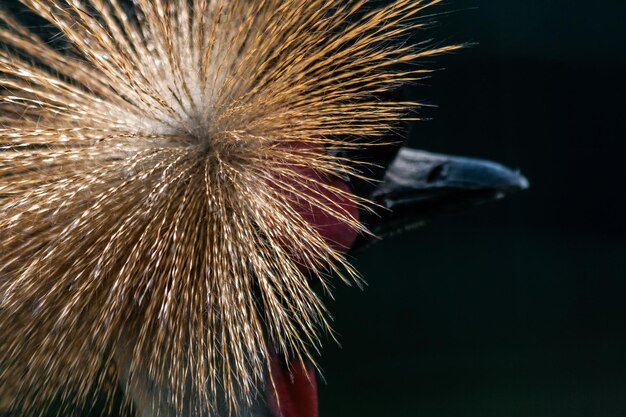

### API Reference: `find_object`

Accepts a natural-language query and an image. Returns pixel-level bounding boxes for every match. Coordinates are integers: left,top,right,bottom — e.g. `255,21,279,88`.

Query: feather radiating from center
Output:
0,0,459,415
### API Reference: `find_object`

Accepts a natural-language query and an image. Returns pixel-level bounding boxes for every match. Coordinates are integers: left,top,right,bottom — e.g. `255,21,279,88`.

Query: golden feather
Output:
0,0,460,415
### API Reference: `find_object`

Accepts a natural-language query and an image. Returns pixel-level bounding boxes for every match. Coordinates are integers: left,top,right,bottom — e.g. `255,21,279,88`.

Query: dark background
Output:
319,1,626,416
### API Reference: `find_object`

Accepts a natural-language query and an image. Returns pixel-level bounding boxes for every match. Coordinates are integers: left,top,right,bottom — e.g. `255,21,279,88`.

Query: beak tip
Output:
517,173,530,191
506,170,529,193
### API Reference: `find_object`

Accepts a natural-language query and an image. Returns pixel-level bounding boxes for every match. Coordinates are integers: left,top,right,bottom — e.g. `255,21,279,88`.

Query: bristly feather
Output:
0,0,460,415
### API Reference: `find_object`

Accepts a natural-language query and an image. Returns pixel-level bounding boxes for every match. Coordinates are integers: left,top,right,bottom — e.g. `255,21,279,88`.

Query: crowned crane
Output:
0,1,526,416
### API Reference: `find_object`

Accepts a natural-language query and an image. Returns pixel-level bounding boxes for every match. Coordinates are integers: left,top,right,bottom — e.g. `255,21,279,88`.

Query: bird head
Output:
0,1,526,416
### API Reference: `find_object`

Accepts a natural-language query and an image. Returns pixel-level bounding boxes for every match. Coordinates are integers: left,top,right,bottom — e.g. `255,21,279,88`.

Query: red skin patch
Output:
267,353,318,417
266,142,359,417
292,168,359,252
271,141,360,252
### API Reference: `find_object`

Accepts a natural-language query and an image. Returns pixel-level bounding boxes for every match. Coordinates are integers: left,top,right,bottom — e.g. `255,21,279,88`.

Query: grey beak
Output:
355,147,529,248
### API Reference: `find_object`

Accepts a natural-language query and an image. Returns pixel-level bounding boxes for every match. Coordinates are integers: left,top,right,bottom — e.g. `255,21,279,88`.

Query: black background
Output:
319,1,626,416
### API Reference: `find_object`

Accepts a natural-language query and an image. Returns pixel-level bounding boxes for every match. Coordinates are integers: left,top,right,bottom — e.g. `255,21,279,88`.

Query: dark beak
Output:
354,147,529,249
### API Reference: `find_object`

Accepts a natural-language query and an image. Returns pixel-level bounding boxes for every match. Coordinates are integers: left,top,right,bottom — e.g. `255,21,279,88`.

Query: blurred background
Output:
319,1,626,416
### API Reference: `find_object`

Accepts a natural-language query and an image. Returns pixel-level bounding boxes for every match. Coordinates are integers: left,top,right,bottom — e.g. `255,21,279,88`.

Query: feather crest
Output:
0,0,459,415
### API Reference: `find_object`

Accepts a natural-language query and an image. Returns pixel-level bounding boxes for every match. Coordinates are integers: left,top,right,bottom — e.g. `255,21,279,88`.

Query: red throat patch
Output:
267,354,318,417
272,141,360,253
265,142,357,417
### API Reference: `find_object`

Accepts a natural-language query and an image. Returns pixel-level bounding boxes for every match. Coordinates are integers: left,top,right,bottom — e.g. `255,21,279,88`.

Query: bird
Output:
0,1,527,416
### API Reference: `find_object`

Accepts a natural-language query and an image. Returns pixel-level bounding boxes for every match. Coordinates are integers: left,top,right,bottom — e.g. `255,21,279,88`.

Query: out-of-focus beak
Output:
355,147,529,248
